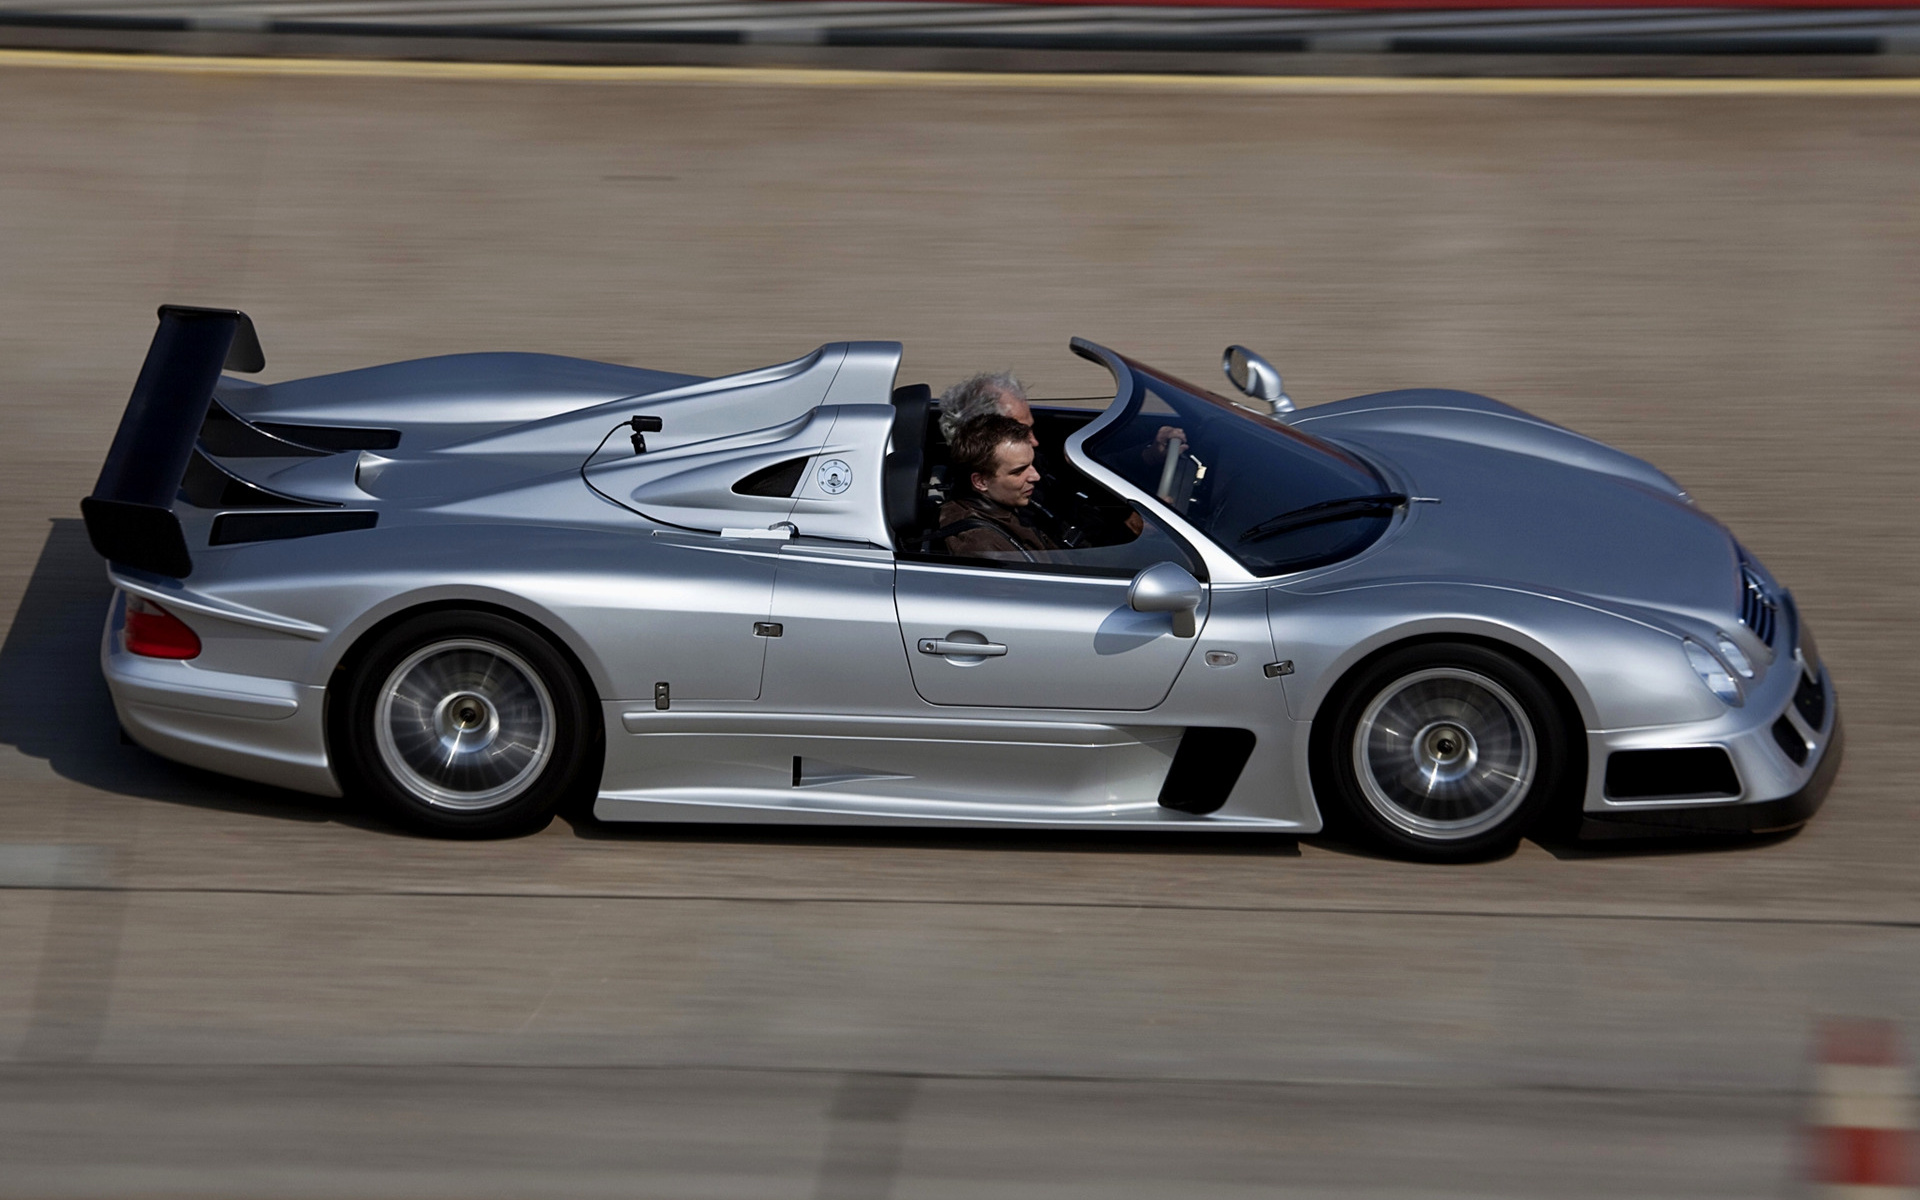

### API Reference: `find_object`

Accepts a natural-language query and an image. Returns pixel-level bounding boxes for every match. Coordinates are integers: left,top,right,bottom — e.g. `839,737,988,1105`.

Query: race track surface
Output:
0,56,1916,1197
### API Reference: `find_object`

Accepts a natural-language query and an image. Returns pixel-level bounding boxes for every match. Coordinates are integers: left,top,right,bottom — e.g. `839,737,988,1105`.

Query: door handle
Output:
917,638,1007,657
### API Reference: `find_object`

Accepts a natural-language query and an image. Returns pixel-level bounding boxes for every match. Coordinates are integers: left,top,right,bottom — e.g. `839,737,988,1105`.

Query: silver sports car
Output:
82,305,1840,859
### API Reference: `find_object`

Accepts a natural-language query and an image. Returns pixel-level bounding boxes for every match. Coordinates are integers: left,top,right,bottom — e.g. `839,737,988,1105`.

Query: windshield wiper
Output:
1237,492,1407,544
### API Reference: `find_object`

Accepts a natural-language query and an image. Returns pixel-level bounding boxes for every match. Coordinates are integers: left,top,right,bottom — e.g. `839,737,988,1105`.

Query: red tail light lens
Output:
124,595,201,659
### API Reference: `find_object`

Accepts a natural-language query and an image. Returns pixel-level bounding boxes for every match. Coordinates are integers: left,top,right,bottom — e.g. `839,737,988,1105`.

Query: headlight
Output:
1714,632,1754,679
1684,639,1743,706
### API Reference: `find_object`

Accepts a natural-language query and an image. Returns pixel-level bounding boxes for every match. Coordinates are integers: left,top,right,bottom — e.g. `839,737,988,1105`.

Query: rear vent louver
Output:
1739,560,1778,648
255,422,401,452
209,510,378,546
199,400,326,458
179,451,337,511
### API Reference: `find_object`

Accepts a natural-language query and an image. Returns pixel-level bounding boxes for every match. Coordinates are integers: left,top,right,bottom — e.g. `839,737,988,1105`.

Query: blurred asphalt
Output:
0,53,1917,1197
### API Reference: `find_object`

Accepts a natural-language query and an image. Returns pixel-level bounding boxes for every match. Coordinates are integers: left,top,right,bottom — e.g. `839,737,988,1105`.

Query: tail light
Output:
124,595,201,659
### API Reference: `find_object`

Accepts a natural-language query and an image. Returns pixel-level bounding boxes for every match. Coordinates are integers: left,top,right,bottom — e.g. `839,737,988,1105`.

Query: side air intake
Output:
1157,727,1257,815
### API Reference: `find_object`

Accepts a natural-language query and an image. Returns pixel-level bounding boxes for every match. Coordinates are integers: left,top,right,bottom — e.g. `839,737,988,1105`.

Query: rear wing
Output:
80,306,264,578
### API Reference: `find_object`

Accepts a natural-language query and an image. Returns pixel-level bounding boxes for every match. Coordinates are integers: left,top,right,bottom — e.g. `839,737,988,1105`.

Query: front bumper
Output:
1581,706,1841,837
1579,598,1839,837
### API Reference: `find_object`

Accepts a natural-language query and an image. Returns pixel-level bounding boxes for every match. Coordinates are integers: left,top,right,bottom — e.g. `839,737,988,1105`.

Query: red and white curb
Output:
1811,1020,1916,1199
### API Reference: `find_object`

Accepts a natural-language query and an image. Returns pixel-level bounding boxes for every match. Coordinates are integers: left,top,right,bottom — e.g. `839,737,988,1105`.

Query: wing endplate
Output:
81,305,264,578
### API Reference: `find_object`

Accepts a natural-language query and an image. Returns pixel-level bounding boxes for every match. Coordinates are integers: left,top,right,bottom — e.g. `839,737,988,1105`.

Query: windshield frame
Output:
1061,337,1400,584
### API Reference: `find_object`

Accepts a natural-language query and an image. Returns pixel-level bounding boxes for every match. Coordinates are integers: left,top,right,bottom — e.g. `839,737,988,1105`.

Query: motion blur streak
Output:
0,38,1915,1197
9,46,1920,94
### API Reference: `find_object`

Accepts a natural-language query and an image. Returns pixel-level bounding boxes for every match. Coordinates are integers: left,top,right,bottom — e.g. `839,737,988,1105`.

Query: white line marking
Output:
0,844,112,889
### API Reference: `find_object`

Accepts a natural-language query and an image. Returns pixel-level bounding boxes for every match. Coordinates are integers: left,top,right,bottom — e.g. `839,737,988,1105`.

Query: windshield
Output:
1082,355,1392,575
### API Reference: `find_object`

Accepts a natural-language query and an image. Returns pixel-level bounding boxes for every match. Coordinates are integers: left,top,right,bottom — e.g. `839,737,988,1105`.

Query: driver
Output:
937,371,1148,544
932,415,1061,561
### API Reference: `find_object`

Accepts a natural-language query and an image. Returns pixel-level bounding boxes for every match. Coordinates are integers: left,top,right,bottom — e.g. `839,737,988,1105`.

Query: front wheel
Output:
335,610,596,838
1314,642,1573,861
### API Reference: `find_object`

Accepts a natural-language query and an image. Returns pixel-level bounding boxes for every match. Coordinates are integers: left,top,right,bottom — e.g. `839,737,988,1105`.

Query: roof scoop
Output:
1222,344,1293,415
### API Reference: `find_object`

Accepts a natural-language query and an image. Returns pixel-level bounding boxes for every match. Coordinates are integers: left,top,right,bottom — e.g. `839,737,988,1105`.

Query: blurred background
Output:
0,5,1917,1196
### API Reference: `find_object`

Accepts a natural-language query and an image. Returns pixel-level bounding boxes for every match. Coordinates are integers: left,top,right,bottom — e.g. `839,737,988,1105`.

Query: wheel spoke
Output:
1353,667,1537,842
374,639,555,812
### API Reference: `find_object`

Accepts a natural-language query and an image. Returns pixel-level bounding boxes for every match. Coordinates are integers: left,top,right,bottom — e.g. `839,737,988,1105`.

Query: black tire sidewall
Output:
335,610,594,838
1313,641,1572,861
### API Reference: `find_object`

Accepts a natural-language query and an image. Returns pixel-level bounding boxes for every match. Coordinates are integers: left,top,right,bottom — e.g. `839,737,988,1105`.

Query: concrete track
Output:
1,54,1917,1196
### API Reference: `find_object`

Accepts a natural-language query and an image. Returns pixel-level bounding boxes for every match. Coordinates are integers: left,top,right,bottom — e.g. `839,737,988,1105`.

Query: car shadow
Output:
1532,826,1803,860
1299,826,1800,863
1296,833,1522,864
560,813,1303,858
0,518,377,828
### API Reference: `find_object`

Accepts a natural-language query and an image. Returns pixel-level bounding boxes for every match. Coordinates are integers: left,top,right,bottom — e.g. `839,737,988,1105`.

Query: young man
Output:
934,414,1061,562
937,369,1161,547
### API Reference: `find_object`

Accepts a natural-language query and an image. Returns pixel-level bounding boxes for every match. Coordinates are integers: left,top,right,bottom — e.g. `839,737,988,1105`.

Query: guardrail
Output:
3,0,1918,57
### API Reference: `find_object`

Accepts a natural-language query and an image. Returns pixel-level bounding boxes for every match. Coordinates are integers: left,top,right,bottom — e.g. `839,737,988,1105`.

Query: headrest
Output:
890,384,932,441
884,385,933,536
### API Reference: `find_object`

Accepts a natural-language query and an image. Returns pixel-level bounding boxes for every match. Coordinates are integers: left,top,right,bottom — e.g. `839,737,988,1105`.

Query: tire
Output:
1313,642,1573,862
334,610,596,838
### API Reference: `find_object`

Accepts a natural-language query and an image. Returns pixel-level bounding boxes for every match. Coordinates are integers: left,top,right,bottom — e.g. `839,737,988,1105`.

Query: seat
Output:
884,384,934,546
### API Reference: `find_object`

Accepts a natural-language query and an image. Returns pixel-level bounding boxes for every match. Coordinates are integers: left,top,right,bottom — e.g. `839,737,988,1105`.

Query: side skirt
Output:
595,707,1303,829
594,790,1298,829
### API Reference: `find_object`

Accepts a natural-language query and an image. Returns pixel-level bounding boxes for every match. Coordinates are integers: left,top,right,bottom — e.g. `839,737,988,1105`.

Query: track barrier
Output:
1811,1020,1917,1199
3,0,1920,59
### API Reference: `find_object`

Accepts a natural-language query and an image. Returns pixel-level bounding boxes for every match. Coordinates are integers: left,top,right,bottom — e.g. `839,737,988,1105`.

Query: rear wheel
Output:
336,610,595,837
1315,642,1572,861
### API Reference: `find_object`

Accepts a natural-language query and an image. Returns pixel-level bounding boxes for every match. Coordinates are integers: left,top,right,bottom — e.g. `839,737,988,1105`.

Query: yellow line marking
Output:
1,46,1918,95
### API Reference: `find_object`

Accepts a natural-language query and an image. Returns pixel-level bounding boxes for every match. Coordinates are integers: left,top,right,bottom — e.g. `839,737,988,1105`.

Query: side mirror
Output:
1128,561,1203,638
1222,345,1294,415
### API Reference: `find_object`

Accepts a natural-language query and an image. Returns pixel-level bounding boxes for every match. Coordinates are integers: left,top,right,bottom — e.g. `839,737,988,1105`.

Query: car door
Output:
710,537,1191,816
894,518,1208,711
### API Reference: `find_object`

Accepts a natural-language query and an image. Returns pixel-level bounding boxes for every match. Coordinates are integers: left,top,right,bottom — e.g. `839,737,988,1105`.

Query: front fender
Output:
1267,580,1722,732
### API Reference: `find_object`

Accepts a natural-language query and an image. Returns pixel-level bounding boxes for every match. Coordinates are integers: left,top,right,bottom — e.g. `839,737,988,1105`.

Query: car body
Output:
82,306,1840,857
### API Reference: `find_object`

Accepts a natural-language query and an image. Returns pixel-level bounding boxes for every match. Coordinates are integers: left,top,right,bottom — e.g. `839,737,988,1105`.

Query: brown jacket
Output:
935,495,1061,561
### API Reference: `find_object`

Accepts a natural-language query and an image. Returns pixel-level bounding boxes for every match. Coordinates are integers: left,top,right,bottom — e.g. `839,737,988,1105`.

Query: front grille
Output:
1772,716,1809,766
1739,560,1778,648
1794,668,1828,731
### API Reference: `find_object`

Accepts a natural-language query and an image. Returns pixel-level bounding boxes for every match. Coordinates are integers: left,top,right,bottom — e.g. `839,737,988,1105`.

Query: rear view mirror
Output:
1129,561,1204,638
1222,345,1293,415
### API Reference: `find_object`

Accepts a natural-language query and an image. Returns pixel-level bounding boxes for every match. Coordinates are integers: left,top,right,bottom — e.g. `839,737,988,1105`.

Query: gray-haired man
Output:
937,371,1037,446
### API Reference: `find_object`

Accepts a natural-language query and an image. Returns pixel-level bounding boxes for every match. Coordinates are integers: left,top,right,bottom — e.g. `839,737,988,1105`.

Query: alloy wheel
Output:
373,638,556,811
1351,667,1538,842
